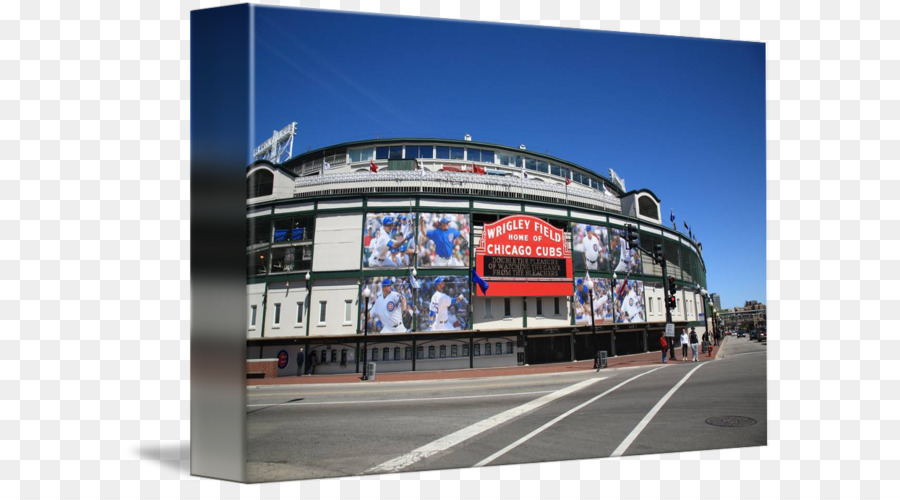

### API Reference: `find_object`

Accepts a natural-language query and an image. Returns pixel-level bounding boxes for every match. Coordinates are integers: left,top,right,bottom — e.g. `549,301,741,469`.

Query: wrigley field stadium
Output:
246,135,710,376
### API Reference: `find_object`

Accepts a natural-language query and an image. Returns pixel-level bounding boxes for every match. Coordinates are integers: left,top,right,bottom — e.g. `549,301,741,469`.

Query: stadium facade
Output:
246,137,710,376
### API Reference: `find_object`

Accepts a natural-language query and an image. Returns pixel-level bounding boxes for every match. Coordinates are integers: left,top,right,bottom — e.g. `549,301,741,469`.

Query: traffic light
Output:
666,276,677,310
624,224,640,248
654,243,664,265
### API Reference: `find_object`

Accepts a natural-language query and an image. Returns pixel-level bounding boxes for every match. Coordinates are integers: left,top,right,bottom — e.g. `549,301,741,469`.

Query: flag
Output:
683,219,689,231
670,209,675,224
565,178,571,186
473,163,485,175
472,269,489,295
410,270,420,290
369,160,379,173
323,160,331,171
617,271,631,297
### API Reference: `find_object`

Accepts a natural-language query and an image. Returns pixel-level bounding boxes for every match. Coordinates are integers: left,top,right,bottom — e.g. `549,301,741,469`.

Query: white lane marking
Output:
610,362,706,457
246,390,553,407
367,377,605,474
475,366,665,467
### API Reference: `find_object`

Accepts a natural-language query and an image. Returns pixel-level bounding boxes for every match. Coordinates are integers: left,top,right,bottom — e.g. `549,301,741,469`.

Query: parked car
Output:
736,331,746,338
749,331,758,340
758,332,767,342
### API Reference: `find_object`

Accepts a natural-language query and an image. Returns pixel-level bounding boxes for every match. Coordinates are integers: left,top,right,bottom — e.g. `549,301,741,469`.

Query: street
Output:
246,338,766,482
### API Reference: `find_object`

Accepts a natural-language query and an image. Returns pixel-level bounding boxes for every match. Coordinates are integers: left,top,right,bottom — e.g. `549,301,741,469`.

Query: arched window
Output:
638,195,659,220
247,169,274,198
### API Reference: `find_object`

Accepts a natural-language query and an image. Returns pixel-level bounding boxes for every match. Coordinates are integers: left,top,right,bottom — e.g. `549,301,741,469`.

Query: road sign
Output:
665,323,675,337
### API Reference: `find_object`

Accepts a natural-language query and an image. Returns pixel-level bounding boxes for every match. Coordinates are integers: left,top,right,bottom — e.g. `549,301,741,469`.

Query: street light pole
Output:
587,277,596,356
361,286,371,381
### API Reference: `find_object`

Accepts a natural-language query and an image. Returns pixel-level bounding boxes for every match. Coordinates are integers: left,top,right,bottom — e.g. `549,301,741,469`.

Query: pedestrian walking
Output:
660,333,668,364
680,329,689,361
296,347,305,376
689,328,699,361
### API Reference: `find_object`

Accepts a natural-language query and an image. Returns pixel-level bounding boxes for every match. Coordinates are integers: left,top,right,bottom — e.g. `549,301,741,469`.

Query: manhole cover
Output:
705,416,757,427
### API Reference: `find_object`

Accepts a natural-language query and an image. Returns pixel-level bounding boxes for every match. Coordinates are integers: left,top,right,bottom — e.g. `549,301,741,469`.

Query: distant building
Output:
719,300,766,331
710,293,721,311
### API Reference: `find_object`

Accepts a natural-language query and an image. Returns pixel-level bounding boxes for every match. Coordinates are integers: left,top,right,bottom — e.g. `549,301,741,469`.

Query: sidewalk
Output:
248,338,725,387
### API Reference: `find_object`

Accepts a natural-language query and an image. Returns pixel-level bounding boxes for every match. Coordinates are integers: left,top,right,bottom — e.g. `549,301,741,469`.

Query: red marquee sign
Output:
475,215,573,297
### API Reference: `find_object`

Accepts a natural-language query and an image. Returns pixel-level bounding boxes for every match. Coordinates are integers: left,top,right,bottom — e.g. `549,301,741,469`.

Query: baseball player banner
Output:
475,214,573,296
363,212,416,268
573,276,614,326
613,278,646,324
415,276,470,332
609,227,643,275
417,213,470,268
360,277,415,334
571,223,610,272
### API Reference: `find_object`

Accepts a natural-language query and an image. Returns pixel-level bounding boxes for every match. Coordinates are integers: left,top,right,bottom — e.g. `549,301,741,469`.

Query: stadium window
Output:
296,301,304,324
450,147,464,160
440,345,446,358
247,169,274,198
435,146,451,159
428,346,435,359
273,303,281,326
249,305,257,327
495,342,502,355
506,341,514,354
405,346,412,360
536,161,549,173
554,297,560,316
451,345,458,357
344,300,353,324
485,343,491,356
248,218,269,247
536,298,543,316
462,343,469,357
406,145,433,159
649,297,653,313
467,148,494,163
549,164,561,177
318,301,327,324
417,346,424,359
394,347,401,361
484,298,493,318
375,145,403,160
474,343,481,356
371,348,378,362
349,147,375,163
331,349,337,363
504,298,511,317
383,347,389,361
525,158,538,171
677,298,681,313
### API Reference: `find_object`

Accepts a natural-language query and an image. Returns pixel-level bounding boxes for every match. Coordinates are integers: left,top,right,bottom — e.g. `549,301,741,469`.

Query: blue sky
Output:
251,7,765,310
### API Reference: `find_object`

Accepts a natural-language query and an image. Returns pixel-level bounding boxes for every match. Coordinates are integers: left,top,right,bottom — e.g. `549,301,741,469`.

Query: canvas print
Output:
222,4,767,483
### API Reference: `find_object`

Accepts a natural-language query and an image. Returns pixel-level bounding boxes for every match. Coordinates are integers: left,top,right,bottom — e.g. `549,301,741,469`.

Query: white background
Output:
2,0,897,498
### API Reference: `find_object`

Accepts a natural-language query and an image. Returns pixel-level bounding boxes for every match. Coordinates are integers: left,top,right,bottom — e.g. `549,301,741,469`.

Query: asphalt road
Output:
246,338,766,482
